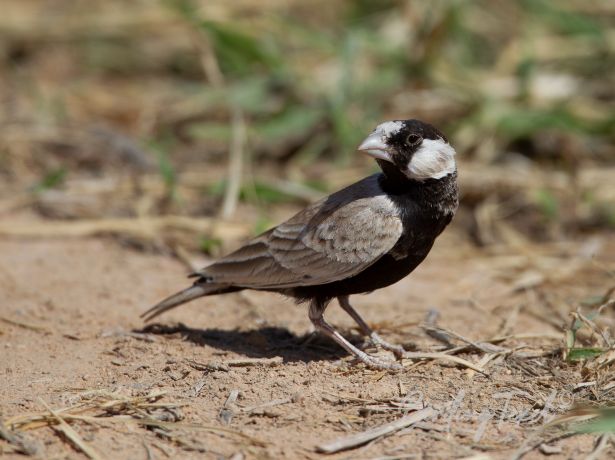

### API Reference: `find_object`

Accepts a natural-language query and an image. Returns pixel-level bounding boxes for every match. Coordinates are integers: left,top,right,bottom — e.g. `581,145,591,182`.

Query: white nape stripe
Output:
374,120,404,137
405,138,456,181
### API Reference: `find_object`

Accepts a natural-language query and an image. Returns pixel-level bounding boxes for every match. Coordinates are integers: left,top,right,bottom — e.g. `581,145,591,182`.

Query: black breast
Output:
288,172,458,303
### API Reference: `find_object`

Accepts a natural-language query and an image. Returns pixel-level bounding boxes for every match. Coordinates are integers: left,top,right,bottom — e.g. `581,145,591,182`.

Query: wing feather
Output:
196,175,404,289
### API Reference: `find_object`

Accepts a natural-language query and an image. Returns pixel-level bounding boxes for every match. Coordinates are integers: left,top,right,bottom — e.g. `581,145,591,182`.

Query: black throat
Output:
376,158,459,216
376,159,412,193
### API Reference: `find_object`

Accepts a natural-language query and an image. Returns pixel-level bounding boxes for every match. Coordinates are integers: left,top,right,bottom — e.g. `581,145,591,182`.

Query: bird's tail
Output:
141,283,214,322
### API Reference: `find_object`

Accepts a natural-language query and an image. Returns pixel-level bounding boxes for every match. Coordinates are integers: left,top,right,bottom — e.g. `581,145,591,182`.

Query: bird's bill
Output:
357,132,393,162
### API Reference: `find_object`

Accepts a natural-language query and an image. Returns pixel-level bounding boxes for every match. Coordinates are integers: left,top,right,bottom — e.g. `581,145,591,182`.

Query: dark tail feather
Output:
141,284,210,322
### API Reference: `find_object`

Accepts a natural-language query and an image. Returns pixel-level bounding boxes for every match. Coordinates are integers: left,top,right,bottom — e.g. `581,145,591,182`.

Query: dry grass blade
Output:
220,106,246,219
39,399,103,460
98,390,171,413
402,352,488,375
588,347,615,370
240,397,294,414
545,407,601,428
5,390,267,451
573,310,612,348
0,316,50,333
0,217,248,241
133,419,267,447
422,324,508,353
597,299,615,315
489,332,562,342
585,433,611,460
316,407,435,454
432,332,562,360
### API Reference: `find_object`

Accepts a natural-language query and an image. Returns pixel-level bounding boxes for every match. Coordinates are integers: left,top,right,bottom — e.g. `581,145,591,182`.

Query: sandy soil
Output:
1,229,614,459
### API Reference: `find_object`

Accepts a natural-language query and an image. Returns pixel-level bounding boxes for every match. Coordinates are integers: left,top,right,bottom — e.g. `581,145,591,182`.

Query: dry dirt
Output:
1,224,614,459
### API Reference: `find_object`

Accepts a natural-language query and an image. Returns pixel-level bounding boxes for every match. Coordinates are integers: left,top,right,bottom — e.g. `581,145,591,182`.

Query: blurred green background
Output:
0,0,613,250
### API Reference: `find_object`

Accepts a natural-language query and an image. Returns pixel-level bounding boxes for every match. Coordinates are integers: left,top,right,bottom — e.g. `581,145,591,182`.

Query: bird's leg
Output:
337,296,405,359
308,299,401,370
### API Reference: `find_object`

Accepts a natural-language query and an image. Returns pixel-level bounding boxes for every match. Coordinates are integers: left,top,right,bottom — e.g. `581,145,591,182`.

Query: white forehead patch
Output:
405,138,456,181
374,120,404,138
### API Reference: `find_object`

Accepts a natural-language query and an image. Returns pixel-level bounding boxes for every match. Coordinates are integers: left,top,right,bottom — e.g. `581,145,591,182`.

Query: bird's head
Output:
358,119,456,181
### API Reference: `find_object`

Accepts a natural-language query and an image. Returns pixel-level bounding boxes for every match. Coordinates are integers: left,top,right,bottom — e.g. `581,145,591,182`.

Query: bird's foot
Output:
336,296,405,360
309,300,402,371
352,347,403,371
369,332,406,359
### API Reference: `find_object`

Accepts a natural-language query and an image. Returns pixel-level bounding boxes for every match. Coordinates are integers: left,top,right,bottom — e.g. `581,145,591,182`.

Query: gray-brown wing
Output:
197,194,403,289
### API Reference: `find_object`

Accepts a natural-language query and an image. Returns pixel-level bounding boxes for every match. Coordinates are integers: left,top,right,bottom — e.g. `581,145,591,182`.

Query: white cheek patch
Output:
405,138,456,180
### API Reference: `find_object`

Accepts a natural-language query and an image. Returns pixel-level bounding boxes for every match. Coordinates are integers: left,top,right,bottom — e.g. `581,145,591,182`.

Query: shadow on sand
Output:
136,323,368,364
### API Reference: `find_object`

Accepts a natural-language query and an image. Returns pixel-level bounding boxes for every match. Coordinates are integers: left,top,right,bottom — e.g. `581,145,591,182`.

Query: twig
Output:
185,356,283,371
316,407,435,454
226,357,284,367
219,389,239,425
39,399,103,460
402,352,488,376
422,309,453,346
143,442,154,460
421,324,507,353
184,359,230,372
573,310,611,348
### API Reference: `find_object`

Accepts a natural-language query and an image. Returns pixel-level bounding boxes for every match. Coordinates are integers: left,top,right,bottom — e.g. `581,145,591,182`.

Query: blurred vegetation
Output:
0,0,613,249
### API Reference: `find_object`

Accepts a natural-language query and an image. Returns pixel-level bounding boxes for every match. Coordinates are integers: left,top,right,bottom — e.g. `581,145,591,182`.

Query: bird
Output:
142,119,459,370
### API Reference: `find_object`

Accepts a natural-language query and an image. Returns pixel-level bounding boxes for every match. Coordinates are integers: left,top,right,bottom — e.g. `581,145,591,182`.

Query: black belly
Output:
287,246,432,302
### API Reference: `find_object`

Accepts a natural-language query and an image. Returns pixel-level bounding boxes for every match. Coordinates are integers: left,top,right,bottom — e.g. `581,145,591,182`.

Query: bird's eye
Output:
406,134,422,146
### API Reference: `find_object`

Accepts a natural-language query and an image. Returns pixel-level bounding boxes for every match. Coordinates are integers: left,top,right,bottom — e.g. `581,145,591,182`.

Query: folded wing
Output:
195,191,404,289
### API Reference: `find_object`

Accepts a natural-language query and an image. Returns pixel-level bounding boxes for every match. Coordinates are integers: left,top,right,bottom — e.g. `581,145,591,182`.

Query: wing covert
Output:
196,177,404,289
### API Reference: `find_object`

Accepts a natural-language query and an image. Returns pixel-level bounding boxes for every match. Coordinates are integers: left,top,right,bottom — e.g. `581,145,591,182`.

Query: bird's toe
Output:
359,354,403,371
369,332,406,359
387,344,406,359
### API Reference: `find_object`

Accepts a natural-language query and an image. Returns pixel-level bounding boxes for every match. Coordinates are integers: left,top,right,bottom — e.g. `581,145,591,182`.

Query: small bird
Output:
143,119,459,369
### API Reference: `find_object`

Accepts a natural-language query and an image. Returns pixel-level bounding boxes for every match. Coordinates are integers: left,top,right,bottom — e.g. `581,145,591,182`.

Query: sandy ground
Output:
1,229,614,459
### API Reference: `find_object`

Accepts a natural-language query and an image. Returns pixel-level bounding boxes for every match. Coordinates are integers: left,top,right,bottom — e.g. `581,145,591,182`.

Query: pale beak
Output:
357,131,393,162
